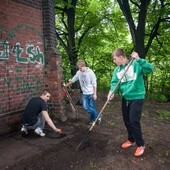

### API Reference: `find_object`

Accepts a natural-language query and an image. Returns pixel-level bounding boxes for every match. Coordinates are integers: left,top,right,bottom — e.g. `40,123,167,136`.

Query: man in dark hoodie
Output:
107,48,153,157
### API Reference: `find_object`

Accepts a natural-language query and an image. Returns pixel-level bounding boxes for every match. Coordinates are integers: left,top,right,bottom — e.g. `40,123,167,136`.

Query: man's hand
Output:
63,80,72,87
93,94,97,100
63,83,67,87
107,92,114,101
56,128,62,133
131,52,140,61
55,128,67,138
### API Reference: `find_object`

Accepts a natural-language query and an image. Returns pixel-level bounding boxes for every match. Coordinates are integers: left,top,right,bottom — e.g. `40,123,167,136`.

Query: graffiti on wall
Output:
0,16,46,113
0,41,45,94
0,41,44,65
0,74,44,94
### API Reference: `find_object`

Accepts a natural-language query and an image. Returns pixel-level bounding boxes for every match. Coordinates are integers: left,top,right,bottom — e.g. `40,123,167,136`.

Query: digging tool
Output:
63,85,79,120
58,132,67,138
76,58,135,151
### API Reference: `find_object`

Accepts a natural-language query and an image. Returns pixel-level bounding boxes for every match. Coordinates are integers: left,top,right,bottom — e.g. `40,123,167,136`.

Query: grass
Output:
156,109,170,120
89,161,97,168
105,120,115,127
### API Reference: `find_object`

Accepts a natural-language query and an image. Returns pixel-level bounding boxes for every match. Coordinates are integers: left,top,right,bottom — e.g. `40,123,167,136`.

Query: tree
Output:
55,0,78,77
55,0,170,96
55,0,111,78
117,0,170,58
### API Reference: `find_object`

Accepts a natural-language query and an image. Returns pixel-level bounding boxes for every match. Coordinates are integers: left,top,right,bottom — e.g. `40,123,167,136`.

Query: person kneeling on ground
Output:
21,89,62,137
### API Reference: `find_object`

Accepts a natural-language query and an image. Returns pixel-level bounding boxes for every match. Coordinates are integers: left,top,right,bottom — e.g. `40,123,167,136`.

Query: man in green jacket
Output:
107,48,153,157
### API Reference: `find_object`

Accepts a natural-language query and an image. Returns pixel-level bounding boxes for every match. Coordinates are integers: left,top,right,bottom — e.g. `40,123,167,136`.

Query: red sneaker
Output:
134,146,145,157
121,140,135,149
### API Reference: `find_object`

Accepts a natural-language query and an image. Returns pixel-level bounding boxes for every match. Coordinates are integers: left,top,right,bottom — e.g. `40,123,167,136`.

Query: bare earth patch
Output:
4,91,170,170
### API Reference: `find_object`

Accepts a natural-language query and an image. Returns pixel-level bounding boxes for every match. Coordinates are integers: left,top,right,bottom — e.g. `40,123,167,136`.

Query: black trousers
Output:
122,98,145,147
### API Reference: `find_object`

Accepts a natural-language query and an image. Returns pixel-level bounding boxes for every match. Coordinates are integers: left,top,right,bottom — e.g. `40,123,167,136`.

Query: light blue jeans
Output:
25,113,45,130
82,94,98,122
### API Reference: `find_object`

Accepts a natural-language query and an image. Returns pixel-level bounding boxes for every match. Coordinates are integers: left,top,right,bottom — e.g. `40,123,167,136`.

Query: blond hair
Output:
76,60,86,67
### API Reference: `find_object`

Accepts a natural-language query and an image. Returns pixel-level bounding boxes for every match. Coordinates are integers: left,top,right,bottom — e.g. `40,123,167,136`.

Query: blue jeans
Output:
82,94,98,122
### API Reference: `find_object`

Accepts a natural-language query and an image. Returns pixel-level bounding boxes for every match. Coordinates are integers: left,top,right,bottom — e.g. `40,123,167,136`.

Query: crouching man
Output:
21,89,62,137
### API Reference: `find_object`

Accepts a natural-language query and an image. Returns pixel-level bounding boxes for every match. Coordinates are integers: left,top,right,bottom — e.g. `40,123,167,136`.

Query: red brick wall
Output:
0,0,64,134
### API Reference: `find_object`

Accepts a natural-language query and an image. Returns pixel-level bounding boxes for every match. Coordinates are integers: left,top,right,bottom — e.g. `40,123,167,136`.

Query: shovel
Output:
63,85,79,120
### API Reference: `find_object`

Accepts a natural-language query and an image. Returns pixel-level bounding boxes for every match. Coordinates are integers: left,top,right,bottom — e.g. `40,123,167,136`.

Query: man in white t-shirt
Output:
64,60,102,125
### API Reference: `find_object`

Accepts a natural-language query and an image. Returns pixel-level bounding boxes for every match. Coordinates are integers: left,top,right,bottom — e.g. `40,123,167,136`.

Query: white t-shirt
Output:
71,67,97,95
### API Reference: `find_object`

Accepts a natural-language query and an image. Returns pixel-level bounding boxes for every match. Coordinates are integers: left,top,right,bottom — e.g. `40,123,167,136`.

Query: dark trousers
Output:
122,98,145,147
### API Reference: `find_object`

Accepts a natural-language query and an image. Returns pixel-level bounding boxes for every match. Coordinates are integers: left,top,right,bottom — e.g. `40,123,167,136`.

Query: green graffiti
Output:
3,77,12,86
0,77,12,94
9,24,43,39
27,45,44,64
15,66,22,73
15,75,44,93
0,41,9,59
0,41,44,65
15,43,28,63
0,75,44,94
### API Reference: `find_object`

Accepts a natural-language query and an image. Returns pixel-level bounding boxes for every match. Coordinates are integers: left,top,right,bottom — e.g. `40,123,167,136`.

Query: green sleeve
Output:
137,58,154,74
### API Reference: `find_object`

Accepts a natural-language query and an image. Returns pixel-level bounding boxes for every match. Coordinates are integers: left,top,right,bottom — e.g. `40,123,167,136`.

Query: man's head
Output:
76,60,87,72
41,90,50,102
112,48,127,66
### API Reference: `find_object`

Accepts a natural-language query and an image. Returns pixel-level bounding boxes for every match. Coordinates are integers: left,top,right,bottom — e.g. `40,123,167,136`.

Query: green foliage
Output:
105,119,115,127
146,93,167,102
61,53,73,82
156,109,170,120
89,160,97,168
55,0,170,96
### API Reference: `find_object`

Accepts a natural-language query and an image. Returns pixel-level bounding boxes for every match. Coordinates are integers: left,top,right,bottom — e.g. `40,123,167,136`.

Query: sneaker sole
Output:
34,133,45,137
34,131,45,137
122,143,135,149
134,151,144,157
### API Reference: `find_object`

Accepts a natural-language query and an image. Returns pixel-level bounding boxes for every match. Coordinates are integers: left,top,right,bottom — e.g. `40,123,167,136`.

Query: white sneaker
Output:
98,114,102,124
21,125,28,136
34,127,45,137
89,121,95,125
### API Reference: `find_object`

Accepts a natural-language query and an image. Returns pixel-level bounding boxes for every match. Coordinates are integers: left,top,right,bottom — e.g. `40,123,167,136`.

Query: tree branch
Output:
56,31,68,53
117,0,136,43
130,0,140,8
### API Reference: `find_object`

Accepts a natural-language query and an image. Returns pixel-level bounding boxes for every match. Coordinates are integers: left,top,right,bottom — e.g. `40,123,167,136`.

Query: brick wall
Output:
42,0,65,119
0,0,64,134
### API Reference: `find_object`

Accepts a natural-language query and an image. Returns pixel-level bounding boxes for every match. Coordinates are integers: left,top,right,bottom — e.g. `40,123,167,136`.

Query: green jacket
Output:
110,58,154,100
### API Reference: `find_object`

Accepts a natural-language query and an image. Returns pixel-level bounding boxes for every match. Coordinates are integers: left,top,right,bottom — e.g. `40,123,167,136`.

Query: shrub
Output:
156,109,170,120
146,93,167,102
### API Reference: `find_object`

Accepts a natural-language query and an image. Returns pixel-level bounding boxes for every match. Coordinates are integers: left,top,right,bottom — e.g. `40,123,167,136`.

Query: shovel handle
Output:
89,58,135,131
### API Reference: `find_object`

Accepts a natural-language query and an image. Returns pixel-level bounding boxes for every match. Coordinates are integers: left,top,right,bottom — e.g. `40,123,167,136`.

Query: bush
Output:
146,93,167,102
156,109,170,120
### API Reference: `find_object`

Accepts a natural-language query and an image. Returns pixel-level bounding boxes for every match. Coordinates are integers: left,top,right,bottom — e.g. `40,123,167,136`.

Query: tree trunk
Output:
117,0,151,58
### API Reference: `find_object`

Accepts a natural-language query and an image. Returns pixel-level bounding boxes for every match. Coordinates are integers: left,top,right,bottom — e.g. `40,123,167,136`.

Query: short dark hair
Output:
112,48,126,58
41,89,50,95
